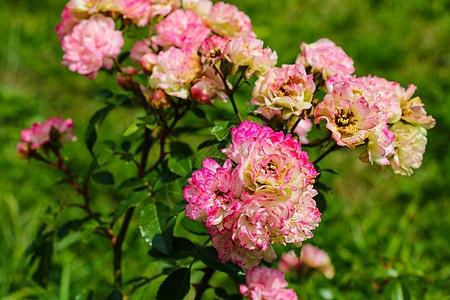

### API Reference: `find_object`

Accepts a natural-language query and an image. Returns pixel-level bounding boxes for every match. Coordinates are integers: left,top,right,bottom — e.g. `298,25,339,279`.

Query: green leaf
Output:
121,141,132,152
74,290,94,300
29,232,54,288
106,289,123,300
197,139,220,151
181,215,208,235
315,191,327,213
168,158,192,177
199,246,241,274
94,89,113,100
210,121,232,141
156,268,190,300
152,222,175,255
168,200,189,217
85,105,115,154
139,201,171,247
118,177,146,190
123,123,140,136
315,181,332,193
148,237,197,260
115,191,150,219
170,141,193,158
384,279,410,300
192,106,206,118
92,171,115,185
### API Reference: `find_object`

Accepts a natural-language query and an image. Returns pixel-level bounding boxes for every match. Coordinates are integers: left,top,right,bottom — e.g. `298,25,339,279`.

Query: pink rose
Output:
151,0,180,16
299,244,335,279
389,122,428,176
315,74,385,149
190,66,228,103
182,0,212,17
252,64,316,119
152,9,211,49
207,2,255,38
61,14,124,79
149,46,202,98
225,37,277,78
296,38,355,80
240,267,298,300
117,0,152,27
20,117,77,150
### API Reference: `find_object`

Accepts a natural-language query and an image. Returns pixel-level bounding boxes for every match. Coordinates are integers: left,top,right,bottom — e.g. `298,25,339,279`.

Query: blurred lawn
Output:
1,0,449,299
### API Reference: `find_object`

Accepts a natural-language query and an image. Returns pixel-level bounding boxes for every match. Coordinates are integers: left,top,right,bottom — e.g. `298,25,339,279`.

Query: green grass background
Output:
1,0,449,299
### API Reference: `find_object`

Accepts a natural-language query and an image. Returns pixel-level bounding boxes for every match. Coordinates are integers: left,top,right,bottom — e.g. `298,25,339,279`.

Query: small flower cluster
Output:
240,266,298,300
184,121,321,269
57,0,277,105
249,37,435,176
315,73,435,175
17,117,77,157
278,245,335,279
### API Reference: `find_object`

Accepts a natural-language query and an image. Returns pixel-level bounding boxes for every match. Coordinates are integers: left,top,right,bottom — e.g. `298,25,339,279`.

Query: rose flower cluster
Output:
184,121,321,270
56,0,277,104
251,38,435,176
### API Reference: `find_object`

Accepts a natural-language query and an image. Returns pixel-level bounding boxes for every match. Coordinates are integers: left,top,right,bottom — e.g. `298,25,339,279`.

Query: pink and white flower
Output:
225,37,277,78
190,66,228,103
207,2,255,38
20,117,77,150
199,35,228,62
61,14,124,79
240,267,298,300
152,9,211,49
149,46,201,98
209,227,276,270
252,64,316,119
296,38,355,80
151,0,180,16
56,7,82,41
359,124,395,166
182,0,212,17
130,39,158,72
293,118,313,144
117,0,152,27
389,122,428,176
400,94,436,129
299,244,335,279
186,122,321,269
315,74,385,149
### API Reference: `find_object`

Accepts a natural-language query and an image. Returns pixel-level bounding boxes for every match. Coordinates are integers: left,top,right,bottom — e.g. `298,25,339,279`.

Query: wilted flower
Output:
207,2,255,38
152,9,211,49
252,64,316,119
296,38,355,80
61,14,124,79
240,267,298,300
149,46,201,98
19,117,77,151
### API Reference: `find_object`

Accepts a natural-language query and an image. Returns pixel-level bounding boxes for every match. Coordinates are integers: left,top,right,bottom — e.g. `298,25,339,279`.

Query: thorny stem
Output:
314,143,340,165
